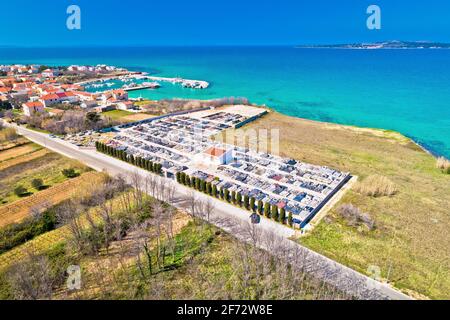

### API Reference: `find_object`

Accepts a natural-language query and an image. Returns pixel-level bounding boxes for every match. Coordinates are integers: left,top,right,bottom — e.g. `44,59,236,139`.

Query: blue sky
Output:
1,0,450,46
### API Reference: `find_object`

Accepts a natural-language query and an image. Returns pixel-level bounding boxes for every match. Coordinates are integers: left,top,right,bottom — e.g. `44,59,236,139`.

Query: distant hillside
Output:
297,40,450,49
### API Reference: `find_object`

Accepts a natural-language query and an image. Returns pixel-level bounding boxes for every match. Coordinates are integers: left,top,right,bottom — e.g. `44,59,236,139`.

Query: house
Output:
80,100,98,109
199,147,233,166
116,101,135,111
72,91,95,101
111,89,128,101
40,93,60,107
41,69,54,78
22,101,44,116
56,92,79,103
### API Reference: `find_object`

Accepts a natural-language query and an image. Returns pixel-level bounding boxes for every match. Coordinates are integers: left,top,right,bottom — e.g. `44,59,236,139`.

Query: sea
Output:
1,46,449,158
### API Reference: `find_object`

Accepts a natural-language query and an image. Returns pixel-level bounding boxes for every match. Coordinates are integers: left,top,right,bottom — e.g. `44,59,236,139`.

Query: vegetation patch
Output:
354,175,398,197
436,157,450,174
337,204,376,231
238,111,450,299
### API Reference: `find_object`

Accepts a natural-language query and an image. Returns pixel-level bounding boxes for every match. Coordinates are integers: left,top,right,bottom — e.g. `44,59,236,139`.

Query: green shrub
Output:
14,185,28,197
61,168,79,178
31,178,44,190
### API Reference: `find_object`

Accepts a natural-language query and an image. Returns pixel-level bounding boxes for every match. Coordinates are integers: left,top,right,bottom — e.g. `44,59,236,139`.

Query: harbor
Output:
81,72,210,93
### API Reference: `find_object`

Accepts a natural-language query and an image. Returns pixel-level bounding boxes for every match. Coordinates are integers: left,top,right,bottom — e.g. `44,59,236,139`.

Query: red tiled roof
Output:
204,147,226,157
41,94,59,100
24,101,44,108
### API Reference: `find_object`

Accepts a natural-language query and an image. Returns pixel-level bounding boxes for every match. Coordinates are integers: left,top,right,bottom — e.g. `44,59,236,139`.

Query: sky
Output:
1,0,450,46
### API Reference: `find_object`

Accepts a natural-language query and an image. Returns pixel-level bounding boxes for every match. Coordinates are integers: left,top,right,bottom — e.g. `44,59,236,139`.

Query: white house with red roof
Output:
197,146,233,166
22,101,45,116
40,93,61,107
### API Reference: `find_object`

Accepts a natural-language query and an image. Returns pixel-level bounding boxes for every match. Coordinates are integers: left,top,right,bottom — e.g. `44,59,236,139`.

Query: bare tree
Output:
8,251,54,300
29,200,53,221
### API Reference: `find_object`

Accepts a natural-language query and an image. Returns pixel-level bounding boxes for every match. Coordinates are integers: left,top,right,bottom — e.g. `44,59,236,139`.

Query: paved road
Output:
9,123,412,300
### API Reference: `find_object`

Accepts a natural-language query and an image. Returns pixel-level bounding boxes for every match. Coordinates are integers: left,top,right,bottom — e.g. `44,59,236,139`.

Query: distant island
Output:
297,40,450,49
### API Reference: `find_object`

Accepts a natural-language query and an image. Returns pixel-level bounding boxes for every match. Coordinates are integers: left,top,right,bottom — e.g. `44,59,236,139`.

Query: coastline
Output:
254,104,443,160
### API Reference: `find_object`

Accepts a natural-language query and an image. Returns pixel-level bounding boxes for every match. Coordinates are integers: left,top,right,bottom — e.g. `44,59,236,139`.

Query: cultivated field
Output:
0,143,41,162
0,146,89,205
231,111,450,299
0,172,105,228
0,149,49,171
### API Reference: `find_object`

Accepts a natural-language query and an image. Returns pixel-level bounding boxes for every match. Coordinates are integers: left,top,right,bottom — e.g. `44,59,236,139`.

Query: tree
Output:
14,185,28,197
279,207,286,224
250,197,256,212
271,205,279,221
62,168,78,178
231,191,236,204
224,189,230,202
236,192,242,207
195,178,201,190
31,178,44,190
180,172,186,185
243,195,250,210
264,202,270,218
176,172,181,183
288,212,293,227
201,180,207,193
257,200,263,215
212,185,218,198
85,111,101,124
206,182,212,195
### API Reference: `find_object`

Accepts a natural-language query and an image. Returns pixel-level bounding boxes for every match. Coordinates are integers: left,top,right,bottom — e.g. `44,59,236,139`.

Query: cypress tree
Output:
201,180,207,192
279,207,286,224
206,182,212,195
176,172,181,183
271,205,279,221
224,189,230,202
264,202,270,218
257,200,263,215
243,195,250,210
195,179,201,190
212,185,218,197
250,197,256,212
236,192,242,206
231,191,236,204
288,212,293,227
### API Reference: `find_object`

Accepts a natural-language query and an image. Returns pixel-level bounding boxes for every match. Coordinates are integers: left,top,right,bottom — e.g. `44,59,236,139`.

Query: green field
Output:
230,111,450,299
101,109,135,120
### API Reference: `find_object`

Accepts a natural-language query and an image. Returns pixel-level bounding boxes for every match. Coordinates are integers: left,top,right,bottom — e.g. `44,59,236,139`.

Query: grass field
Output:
229,111,450,299
102,109,156,123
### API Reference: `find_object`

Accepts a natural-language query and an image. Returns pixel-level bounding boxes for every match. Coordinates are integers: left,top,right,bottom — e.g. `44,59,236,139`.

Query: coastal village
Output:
0,64,208,117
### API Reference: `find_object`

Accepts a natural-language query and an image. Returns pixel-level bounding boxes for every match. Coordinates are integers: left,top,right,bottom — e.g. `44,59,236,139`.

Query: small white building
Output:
117,101,135,111
198,147,233,166
22,101,45,116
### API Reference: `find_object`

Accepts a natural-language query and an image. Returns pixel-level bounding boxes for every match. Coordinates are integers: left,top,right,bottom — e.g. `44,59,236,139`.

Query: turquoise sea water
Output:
1,46,449,158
